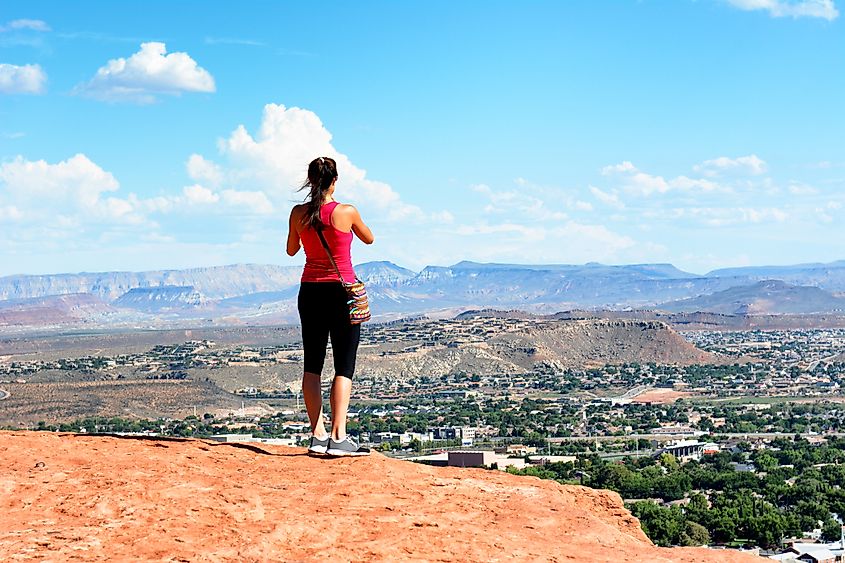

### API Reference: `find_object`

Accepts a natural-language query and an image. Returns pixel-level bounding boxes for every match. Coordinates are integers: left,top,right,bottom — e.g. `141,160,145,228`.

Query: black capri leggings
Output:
298,282,361,379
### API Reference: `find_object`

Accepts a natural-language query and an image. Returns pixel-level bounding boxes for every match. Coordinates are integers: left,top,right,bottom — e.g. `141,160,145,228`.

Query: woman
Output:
286,156,374,456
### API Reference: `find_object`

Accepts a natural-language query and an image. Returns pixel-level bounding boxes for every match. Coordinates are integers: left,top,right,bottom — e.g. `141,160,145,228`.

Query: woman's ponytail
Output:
299,156,338,229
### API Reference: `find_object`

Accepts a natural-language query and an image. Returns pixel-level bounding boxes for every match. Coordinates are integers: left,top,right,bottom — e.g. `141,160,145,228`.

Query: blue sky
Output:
0,0,842,276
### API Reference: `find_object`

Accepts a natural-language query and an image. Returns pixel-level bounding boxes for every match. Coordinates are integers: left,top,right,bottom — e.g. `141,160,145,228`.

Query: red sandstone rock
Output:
0,431,762,562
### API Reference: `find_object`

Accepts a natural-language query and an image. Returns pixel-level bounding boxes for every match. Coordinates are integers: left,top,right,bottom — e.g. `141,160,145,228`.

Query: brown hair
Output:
299,156,338,229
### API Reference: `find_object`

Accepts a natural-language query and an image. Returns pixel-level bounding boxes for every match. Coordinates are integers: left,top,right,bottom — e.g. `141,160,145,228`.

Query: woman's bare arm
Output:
347,205,374,244
286,205,304,256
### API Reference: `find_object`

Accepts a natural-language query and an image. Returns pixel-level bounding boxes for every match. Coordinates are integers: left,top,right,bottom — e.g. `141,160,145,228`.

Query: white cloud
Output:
450,219,636,263
0,19,50,32
693,154,767,176
670,175,722,192
182,184,220,205
555,222,636,253
431,210,455,223
812,201,840,223
78,42,215,103
726,0,839,20
394,176,636,266
745,207,788,223
601,162,669,195
601,161,637,175
809,160,842,169
456,222,545,240
130,193,177,214
788,183,819,195
186,154,223,187
143,182,275,216
473,177,594,221
0,205,22,221
815,201,842,222
589,185,625,209
644,206,789,226
0,103,445,272
601,161,723,196
0,63,46,94
220,189,274,215
200,103,427,221
480,186,552,218
816,207,834,223
0,154,118,207
141,232,176,244
0,153,160,231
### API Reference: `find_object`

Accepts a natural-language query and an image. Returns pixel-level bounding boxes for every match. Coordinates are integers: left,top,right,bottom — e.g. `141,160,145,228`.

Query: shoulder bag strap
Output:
315,227,346,283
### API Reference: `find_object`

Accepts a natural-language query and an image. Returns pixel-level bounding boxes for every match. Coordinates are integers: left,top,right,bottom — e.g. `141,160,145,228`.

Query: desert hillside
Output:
360,318,726,380
488,319,722,368
0,432,761,562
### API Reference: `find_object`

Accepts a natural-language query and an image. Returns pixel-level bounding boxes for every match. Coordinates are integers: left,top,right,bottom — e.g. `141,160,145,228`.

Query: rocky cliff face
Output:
113,285,210,312
356,261,417,285
0,432,761,562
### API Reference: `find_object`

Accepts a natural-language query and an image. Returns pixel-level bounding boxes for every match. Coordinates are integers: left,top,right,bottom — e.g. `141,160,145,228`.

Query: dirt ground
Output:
0,431,762,562
631,388,694,404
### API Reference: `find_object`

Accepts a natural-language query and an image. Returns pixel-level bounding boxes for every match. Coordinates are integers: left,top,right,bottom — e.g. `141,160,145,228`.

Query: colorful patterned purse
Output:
316,228,371,324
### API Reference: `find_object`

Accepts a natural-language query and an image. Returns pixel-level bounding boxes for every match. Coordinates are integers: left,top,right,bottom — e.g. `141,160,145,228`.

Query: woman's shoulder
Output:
332,202,359,216
327,202,358,231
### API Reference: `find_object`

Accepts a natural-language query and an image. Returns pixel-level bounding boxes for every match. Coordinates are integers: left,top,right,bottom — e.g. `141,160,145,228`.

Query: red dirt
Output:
0,431,761,562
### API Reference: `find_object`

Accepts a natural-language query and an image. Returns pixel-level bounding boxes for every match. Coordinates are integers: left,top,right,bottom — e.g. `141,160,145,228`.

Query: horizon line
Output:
2,257,845,280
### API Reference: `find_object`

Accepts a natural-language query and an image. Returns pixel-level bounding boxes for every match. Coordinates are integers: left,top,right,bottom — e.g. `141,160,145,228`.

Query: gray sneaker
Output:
308,435,330,454
326,436,370,457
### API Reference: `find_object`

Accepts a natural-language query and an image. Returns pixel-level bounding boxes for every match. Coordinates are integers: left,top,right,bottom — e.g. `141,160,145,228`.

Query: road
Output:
807,352,843,372
549,431,845,443
616,385,650,400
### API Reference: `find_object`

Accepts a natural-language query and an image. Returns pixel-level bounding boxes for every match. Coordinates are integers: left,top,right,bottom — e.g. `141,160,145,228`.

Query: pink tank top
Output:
300,202,357,283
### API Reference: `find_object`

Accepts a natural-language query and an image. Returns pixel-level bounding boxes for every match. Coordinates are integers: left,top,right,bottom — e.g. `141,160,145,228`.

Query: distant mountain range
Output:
706,260,845,283
0,264,303,301
658,279,845,315
1,259,844,330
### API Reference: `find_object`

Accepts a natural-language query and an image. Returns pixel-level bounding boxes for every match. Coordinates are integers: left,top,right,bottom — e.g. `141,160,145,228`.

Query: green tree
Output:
659,453,679,471
821,519,842,543
628,502,684,546
753,452,778,473
680,521,710,547
746,511,786,549
709,512,737,544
